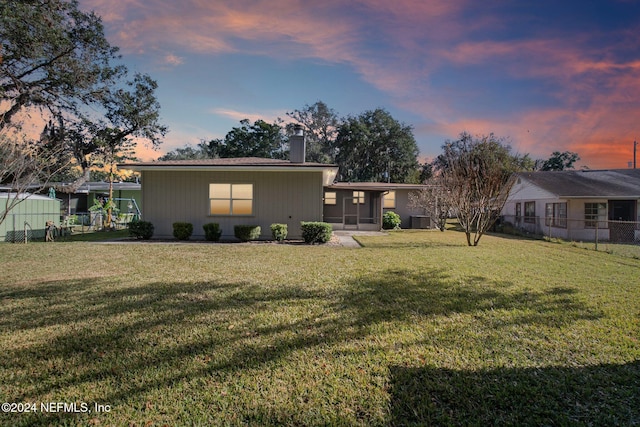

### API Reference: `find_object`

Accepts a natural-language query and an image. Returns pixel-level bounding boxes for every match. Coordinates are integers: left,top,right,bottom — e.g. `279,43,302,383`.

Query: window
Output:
353,191,365,204
324,191,336,205
209,183,253,216
383,191,396,209
545,202,567,228
515,203,521,220
585,202,606,228
524,201,536,223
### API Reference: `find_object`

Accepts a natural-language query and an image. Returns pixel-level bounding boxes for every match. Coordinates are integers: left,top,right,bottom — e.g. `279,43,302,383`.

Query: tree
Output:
201,119,287,159
159,144,211,161
0,131,68,227
0,0,125,130
407,181,452,231
333,109,419,182
540,151,580,171
1,0,166,194
434,132,521,246
286,101,341,163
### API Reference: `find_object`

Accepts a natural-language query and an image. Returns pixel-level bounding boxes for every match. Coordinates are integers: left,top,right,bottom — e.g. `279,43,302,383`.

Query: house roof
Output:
119,157,340,187
120,157,336,170
518,169,640,198
326,182,428,192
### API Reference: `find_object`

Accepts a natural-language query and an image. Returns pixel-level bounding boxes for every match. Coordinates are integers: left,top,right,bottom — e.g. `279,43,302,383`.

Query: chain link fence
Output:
497,215,640,258
2,211,132,243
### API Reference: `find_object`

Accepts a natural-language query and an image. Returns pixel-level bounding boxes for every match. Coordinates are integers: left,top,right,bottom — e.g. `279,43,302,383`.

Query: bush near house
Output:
203,223,222,242
270,223,288,242
300,221,332,244
234,225,261,242
128,220,154,240
173,222,193,240
383,211,401,230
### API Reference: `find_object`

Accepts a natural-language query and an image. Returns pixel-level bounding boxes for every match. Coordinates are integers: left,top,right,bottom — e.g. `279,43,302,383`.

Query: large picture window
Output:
545,202,567,228
585,202,606,228
209,183,253,216
524,201,536,223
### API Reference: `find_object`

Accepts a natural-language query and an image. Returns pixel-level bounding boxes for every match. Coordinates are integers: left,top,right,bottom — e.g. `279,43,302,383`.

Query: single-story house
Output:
501,169,640,242
121,133,430,239
1,193,61,242
323,182,429,230
121,154,339,240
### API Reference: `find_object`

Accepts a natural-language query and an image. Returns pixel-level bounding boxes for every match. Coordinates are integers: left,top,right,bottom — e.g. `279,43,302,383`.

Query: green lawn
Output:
1,230,638,426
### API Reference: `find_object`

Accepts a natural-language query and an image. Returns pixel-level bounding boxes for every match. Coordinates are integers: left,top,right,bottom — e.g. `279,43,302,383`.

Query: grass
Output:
0,230,638,426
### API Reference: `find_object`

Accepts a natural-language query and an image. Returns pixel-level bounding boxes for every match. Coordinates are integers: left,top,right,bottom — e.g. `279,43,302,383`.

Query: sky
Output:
78,0,640,169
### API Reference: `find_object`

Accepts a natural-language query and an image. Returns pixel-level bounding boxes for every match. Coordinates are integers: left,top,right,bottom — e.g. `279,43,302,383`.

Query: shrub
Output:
203,223,222,241
300,221,332,244
128,220,154,240
270,223,288,242
172,222,193,240
383,211,401,230
234,225,261,242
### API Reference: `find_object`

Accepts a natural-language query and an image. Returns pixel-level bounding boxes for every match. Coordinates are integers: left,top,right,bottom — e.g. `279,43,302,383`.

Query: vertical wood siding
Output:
141,170,323,239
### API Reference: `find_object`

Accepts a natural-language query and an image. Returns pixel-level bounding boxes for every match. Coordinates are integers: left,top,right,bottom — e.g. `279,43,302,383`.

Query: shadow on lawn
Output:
0,268,607,426
389,361,640,426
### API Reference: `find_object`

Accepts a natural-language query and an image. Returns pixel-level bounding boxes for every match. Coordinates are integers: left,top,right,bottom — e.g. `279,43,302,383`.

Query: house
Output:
121,132,431,239
323,182,429,230
501,169,640,242
121,132,339,240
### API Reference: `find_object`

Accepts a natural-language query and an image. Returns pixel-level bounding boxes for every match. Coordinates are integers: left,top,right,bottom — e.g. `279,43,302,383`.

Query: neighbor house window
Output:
585,202,606,228
383,191,396,209
353,191,365,204
209,183,253,215
524,201,536,223
515,203,522,221
545,202,567,228
324,191,336,205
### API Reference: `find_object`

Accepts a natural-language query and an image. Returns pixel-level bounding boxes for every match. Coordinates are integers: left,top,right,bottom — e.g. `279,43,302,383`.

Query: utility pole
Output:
634,140,637,169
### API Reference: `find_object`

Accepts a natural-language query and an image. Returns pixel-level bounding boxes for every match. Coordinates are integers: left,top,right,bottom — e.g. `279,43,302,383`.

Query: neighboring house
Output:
1,193,61,242
502,169,640,242
323,182,428,230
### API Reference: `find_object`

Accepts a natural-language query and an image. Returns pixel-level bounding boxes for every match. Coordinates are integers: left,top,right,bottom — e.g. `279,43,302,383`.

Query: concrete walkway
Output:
333,230,387,248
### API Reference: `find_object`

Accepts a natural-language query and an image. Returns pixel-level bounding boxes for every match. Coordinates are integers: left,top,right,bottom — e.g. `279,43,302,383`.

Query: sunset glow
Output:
77,0,640,169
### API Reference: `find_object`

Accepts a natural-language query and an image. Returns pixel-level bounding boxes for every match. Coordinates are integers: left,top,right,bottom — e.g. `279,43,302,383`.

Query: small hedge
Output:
383,211,401,230
300,221,332,244
270,223,288,242
128,220,154,240
203,222,222,241
234,225,261,242
173,222,193,240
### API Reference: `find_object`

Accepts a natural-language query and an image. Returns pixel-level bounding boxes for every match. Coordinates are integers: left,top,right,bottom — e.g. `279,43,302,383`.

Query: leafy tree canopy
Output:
199,119,287,159
0,0,166,190
333,108,419,183
286,101,340,163
539,151,580,171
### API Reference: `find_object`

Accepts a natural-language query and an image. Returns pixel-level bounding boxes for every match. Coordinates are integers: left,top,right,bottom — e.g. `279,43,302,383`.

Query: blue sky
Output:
80,0,640,169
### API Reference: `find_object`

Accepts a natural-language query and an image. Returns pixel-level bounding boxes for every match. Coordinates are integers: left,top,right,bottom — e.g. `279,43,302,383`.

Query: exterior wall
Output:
141,170,324,239
502,196,618,241
1,194,61,242
382,189,425,229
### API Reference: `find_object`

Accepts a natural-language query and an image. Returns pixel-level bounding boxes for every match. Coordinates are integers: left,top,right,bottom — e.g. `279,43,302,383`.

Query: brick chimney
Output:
290,124,306,163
